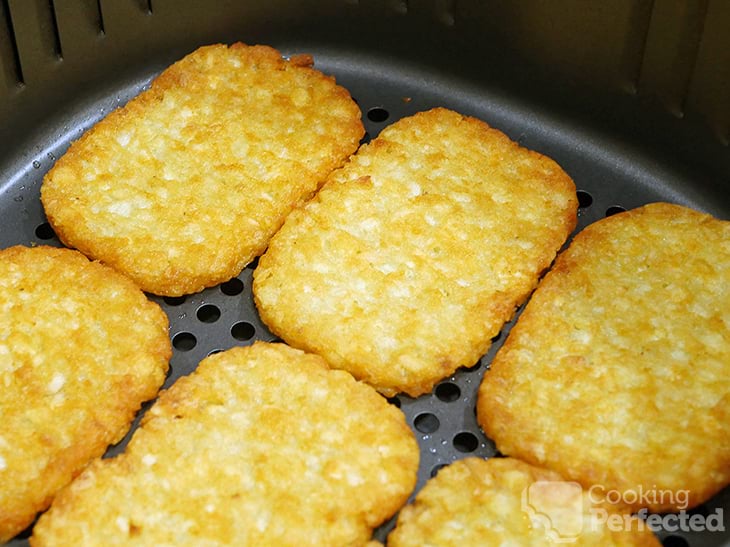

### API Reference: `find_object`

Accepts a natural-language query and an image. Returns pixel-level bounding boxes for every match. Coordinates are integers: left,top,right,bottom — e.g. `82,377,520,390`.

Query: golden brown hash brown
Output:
254,107,577,396
31,342,419,546
0,245,170,542
41,42,364,296
478,203,730,512
388,457,660,546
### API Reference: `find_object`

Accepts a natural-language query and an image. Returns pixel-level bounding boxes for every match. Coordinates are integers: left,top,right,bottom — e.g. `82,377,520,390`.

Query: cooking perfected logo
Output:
521,481,726,542
521,480,584,542
588,484,691,511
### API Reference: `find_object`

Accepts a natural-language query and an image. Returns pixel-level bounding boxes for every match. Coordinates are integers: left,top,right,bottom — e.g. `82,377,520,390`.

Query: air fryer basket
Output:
1,1,728,545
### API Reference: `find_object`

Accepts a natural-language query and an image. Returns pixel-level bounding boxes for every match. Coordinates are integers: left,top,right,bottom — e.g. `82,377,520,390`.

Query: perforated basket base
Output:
2,46,728,546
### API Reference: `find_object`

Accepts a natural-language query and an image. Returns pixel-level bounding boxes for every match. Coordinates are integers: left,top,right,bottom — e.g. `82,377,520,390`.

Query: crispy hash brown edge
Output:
477,202,730,513
254,107,578,397
41,42,364,296
0,245,171,542
387,457,660,546
30,342,419,546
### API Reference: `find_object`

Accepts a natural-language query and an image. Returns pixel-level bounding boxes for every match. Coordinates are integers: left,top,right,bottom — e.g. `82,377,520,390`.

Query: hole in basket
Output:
208,348,224,357
414,413,440,433
35,222,56,240
387,396,401,408
453,432,479,453
577,190,593,208
231,321,255,341
605,205,626,217
164,295,186,306
359,131,371,146
430,463,447,478
172,332,196,351
220,277,244,296
662,536,689,547
367,107,389,123
196,304,221,323
435,382,461,402
246,256,260,271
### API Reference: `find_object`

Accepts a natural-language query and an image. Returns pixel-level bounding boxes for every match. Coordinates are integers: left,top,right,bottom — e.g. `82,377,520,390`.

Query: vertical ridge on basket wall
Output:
53,0,105,59
96,0,153,41
686,0,730,145
638,0,709,118
453,0,655,92
0,0,23,90
5,0,62,87
637,0,729,145
48,0,63,59
616,0,654,94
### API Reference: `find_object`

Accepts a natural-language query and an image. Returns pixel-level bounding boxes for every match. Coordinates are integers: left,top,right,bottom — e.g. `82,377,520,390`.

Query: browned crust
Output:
0,245,170,541
478,203,730,512
30,342,418,545
254,107,577,396
388,457,660,546
41,43,363,296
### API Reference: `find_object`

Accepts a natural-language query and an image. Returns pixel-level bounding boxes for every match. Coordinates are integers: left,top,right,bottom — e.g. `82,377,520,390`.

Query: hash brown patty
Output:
0,245,170,542
41,42,364,296
477,203,730,512
31,342,419,546
387,457,659,546
253,107,577,396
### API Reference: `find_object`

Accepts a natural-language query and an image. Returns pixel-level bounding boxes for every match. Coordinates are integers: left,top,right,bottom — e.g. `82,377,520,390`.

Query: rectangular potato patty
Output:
254,107,577,396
